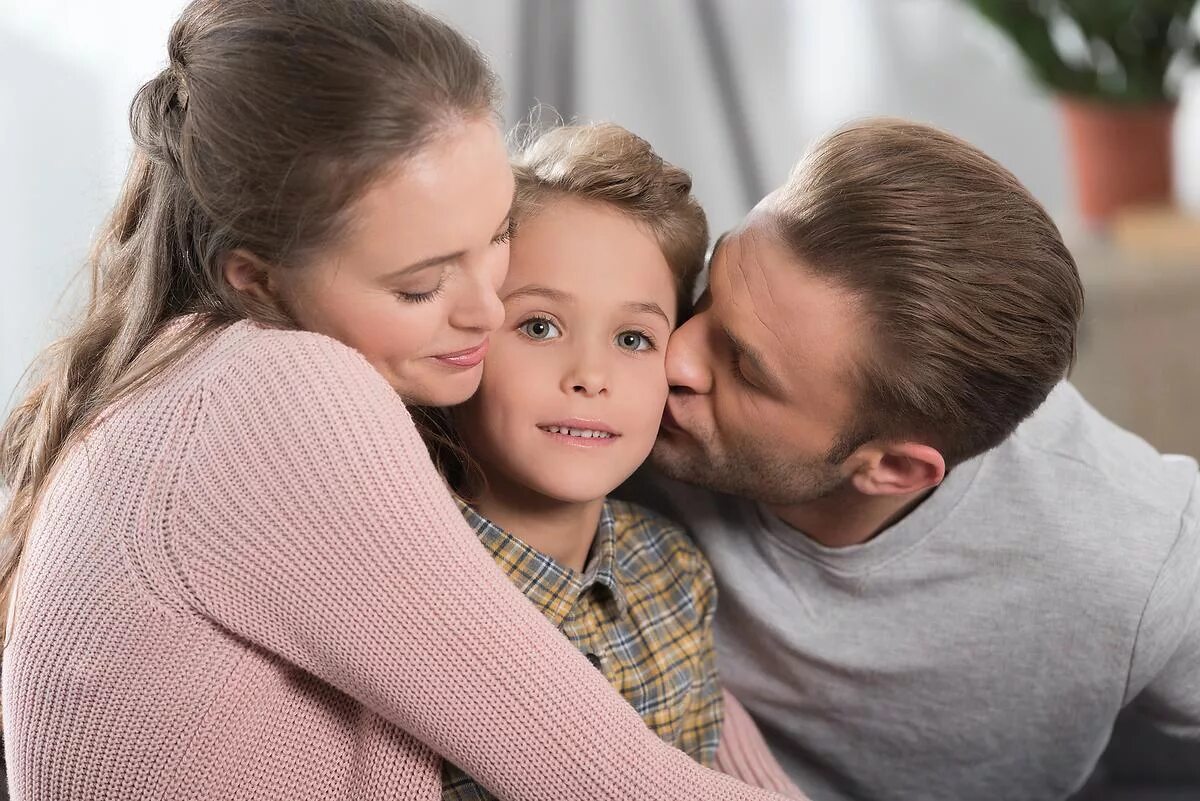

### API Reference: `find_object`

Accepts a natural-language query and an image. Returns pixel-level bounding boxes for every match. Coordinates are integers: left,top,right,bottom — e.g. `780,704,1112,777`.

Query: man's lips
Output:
432,339,489,368
660,398,682,432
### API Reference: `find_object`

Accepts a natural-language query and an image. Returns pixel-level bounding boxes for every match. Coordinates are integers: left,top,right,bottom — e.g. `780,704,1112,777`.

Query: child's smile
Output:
537,419,621,446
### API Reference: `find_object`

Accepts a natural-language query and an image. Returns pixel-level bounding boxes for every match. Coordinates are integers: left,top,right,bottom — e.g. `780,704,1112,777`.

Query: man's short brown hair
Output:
768,118,1084,467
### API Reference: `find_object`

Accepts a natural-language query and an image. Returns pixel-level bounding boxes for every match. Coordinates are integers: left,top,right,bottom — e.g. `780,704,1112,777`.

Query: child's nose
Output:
562,347,609,398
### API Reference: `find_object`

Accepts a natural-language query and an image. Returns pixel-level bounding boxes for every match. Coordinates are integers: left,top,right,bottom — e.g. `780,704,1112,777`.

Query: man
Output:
629,118,1200,801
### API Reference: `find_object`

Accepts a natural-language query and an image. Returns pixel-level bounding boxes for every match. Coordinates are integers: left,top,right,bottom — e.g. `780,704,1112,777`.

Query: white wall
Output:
3,0,1197,415
1,0,190,410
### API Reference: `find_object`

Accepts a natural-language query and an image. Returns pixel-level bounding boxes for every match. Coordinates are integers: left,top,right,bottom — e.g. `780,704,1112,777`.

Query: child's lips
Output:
537,420,621,446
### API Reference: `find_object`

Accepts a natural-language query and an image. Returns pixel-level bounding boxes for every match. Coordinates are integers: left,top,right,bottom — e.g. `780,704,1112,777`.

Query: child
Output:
429,122,719,801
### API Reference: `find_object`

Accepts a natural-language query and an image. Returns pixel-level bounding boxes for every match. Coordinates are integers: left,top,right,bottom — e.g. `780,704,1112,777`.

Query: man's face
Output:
651,215,868,505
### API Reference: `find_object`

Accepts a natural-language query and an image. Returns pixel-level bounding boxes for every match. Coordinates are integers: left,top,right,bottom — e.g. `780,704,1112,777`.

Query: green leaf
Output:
960,0,1198,102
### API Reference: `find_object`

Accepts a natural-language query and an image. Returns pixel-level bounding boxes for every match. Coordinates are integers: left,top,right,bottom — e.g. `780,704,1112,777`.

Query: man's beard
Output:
649,428,846,507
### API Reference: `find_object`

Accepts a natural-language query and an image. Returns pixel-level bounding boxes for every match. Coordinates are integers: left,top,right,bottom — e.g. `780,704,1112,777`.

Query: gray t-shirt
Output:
630,383,1200,801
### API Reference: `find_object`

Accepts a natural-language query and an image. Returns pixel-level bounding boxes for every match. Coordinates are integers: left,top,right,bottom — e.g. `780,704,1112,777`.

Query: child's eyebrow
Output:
623,301,670,327
502,285,573,304
503,286,669,327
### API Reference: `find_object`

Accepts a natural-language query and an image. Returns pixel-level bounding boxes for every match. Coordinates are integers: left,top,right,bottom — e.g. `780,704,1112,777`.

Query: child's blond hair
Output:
513,122,708,311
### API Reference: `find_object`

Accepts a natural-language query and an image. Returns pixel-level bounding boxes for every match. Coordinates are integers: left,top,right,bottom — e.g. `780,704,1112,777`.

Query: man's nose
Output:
665,314,714,395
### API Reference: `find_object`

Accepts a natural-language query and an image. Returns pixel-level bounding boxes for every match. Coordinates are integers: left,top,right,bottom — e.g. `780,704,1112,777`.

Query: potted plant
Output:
964,0,1199,225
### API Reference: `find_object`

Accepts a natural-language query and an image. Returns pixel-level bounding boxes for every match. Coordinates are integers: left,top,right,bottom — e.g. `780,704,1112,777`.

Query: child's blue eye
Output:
616,330,654,352
519,317,561,341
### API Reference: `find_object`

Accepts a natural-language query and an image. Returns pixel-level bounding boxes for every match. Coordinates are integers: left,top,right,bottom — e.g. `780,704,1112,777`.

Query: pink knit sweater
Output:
2,321,802,801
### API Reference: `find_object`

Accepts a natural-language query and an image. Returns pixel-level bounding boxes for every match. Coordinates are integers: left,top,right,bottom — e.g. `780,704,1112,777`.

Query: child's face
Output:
456,197,677,504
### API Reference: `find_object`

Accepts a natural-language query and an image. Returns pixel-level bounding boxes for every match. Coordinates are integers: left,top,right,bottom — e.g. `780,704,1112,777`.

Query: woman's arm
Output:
166,328,788,801
716,690,809,800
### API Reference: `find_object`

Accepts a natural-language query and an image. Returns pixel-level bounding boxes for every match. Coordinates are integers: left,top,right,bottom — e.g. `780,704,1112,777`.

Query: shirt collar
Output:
456,498,629,624
581,503,629,615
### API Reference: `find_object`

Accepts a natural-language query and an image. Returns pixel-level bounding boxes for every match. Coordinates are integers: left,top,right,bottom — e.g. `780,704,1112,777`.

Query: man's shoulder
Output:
996,382,1198,530
617,469,761,539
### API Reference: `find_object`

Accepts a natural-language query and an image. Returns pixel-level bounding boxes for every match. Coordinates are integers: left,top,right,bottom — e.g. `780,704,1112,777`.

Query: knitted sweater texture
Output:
2,321,793,801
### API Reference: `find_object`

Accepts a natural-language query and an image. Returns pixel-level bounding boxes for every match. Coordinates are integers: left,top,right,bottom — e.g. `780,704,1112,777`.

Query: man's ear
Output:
222,248,279,307
849,441,946,497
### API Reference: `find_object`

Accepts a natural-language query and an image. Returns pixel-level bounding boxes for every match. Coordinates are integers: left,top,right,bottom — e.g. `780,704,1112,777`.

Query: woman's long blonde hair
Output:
0,0,499,640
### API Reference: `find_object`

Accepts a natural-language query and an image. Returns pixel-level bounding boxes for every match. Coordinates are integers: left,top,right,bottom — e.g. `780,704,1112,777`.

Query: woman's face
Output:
273,117,515,406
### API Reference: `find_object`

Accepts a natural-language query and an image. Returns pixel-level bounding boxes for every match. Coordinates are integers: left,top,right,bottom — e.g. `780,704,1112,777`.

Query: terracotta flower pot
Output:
1059,98,1175,226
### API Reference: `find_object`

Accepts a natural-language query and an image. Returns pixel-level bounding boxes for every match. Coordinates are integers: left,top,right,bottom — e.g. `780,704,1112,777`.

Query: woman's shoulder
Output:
154,318,421,463
201,319,375,378
191,320,399,412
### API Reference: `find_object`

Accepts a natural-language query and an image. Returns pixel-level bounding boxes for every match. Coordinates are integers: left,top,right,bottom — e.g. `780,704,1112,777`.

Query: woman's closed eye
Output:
394,273,446,304
492,217,516,245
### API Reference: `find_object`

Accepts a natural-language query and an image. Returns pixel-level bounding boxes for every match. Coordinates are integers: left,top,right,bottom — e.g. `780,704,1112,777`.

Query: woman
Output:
0,1,796,799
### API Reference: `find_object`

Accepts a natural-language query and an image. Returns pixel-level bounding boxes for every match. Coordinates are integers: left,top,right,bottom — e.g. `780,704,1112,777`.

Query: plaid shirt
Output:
441,498,723,801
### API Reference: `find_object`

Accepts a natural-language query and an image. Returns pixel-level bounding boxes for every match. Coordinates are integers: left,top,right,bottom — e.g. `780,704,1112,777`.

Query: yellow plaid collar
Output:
455,499,630,624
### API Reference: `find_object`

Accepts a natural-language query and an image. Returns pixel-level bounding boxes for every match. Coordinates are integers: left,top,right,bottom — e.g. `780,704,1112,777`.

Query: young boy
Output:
428,122,721,801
